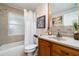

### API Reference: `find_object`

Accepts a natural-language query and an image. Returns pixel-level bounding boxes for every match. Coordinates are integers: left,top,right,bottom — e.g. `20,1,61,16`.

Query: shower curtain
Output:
24,9,36,47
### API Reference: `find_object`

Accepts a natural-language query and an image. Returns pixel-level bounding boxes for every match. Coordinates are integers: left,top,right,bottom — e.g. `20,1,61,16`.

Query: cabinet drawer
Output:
39,38,50,47
52,44,79,56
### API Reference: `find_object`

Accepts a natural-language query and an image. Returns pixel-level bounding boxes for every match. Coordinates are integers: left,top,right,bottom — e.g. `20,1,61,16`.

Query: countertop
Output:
37,35,79,50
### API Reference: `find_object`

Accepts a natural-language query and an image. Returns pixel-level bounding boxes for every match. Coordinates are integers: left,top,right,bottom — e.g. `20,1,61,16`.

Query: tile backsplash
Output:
52,26,74,37
36,26,74,37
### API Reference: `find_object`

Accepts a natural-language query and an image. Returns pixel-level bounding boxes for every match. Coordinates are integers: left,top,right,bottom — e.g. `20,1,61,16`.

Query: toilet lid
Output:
25,44,37,50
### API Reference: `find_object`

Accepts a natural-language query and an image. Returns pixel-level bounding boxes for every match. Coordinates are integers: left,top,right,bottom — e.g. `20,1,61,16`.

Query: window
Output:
8,12,24,36
63,11,78,26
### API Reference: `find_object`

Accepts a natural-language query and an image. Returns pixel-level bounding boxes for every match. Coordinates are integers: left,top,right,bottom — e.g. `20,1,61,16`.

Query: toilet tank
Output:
33,35,38,46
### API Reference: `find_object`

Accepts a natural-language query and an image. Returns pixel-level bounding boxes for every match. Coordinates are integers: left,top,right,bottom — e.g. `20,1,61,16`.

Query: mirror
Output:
51,3,78,26
50,3,78,36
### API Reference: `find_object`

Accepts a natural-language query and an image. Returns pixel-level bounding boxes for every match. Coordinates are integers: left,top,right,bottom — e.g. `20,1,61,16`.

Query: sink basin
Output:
42,35,67,41
48,36,58,39
47,36,66,41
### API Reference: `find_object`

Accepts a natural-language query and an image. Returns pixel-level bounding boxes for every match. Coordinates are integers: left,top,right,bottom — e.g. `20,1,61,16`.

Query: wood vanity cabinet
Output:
38,38,51,56
38,38,79,56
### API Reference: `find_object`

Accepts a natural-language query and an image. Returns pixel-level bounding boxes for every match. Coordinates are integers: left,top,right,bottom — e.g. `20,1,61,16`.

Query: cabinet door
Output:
38,46,50,56
51,44,64,56
51,44,79,56
38,39,51,56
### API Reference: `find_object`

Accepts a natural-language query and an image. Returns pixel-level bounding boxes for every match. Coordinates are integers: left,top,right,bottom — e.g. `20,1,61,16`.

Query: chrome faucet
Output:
56,32,62,37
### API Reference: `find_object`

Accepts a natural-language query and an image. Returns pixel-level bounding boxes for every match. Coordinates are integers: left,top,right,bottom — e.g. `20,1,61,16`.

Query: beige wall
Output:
0,4,24,45
0,4,8,45
78,4,79,22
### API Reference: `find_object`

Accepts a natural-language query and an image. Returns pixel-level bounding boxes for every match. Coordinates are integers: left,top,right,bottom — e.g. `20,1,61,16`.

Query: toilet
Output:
24,36,38,56
24,44,37,56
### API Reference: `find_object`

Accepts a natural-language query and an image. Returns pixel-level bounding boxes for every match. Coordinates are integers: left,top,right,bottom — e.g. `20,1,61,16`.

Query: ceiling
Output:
4,3,42,11
51,3,77,14
4,3,77,13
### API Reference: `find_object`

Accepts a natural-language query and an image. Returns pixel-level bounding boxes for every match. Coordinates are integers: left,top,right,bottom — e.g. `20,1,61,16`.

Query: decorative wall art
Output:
52,16,62,26
37,15,45,28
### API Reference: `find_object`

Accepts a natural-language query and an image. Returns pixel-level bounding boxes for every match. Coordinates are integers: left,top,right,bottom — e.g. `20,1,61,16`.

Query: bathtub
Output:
0,41,26,56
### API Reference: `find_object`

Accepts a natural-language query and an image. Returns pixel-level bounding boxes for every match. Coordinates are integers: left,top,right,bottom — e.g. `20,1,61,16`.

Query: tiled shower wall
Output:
0,4,24,45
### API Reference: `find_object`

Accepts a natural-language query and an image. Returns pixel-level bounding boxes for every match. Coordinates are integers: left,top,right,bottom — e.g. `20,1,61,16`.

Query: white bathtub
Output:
0,41,26,56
